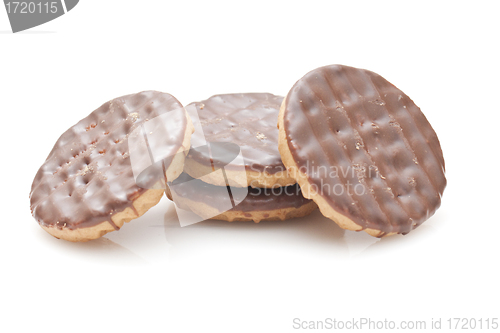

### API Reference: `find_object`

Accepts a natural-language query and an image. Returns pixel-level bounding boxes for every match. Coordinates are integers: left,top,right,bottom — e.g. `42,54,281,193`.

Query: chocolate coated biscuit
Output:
185,93,296,188
278,65,446,237
30,91,193,241
166,173,317,222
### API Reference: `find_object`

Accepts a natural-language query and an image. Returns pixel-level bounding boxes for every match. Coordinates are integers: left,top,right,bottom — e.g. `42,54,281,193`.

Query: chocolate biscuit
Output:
278,65,446,236
166,173,317,222
30,91,193,241
185,93,296,188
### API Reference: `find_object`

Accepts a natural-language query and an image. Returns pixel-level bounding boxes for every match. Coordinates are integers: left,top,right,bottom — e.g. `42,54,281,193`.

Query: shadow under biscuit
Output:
35,225,147,265
162,200,351,258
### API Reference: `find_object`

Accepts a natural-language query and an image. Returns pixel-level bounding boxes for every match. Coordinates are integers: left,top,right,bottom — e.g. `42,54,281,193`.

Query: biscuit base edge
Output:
167,191,317,223
41,188,165,242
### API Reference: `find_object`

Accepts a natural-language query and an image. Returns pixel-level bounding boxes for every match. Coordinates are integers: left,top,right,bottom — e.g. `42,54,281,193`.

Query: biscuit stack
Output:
167,93,317,222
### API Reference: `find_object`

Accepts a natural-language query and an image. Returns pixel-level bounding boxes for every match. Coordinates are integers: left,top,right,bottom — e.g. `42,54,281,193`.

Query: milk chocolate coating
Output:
30,91,186,230
283,65,446,234
168,173,312,212
187,93,285,174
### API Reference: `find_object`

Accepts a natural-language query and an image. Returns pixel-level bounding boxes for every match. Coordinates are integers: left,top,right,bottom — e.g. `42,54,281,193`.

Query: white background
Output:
1,1,499,332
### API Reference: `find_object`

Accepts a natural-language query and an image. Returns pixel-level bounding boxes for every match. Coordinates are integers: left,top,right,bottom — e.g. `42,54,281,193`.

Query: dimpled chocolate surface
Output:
187,93,285,173
30,91,186,230
169,173,311,212
283,65,446,234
